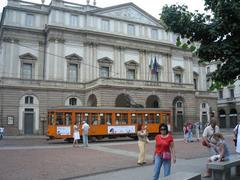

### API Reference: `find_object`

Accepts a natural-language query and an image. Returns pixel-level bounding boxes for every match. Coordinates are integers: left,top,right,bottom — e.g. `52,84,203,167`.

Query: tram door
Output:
24,108,34,134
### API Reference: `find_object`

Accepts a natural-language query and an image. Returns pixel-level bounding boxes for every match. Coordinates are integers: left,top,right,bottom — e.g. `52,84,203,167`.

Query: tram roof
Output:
48,106,171,112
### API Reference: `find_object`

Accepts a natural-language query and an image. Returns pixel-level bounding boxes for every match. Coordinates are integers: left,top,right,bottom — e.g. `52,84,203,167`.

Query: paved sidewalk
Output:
0,128,236,180
72,154,240,180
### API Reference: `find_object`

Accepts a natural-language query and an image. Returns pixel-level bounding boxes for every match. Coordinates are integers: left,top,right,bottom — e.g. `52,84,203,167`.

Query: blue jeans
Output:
83,134,88,146
152,155,171,180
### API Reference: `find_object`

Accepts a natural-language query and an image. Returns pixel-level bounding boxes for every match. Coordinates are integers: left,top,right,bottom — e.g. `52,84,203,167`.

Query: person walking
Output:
82,120,90,147
233,121,240,156
202,133,230,178
152,123,176,180
202,119,220,156
195,121,200,141
73,122,80,147
137,124,149,165
183,123,188,143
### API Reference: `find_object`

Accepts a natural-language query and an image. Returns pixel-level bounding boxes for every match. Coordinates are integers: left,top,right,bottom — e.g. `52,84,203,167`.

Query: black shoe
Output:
137,162,143,166
142,162,147,164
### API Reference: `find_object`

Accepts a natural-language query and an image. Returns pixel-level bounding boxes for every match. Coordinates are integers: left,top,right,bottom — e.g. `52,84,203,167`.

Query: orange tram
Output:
47,106,172,141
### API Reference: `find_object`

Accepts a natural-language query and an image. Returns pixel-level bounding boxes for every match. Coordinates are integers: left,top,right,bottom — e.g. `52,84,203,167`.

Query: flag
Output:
153,57,158,73
153,57,158,81
149,58,153,74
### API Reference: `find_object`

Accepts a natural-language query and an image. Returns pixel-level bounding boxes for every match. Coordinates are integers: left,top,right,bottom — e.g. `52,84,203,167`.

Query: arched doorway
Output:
200,102,209,128
19,95,39,135
87,94,97,107
115,93,132,107
218,109,226,128
145,95,160,108
172,97,184,132
229,109,237,128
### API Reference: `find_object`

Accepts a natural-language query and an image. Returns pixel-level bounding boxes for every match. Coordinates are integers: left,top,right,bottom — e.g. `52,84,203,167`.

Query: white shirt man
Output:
82,121,90,147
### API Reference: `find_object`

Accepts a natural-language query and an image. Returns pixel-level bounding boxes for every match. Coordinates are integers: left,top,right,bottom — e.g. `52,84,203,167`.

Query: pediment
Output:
65,53,82,61
173,66,184,72
97,57,113,64
91,3,163,27
125,60,139,66
19,53,37,60
193,71,199,76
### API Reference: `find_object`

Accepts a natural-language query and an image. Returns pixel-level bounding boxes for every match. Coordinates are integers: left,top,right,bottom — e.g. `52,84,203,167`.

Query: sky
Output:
0,0,206,18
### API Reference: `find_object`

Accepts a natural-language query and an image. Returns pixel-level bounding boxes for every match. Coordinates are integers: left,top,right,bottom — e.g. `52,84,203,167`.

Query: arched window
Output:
176,101,182,108
202,103,206,108
69,98,77,106
25,96,34,104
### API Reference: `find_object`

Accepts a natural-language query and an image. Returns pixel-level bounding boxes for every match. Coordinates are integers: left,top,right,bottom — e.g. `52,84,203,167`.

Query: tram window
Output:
65,113,72,125
149,113,154,124
137,114,142,124
115,113,128,125
84,113,90,124
56,113,63,125
48,112,54,125
92,113,98,125
131,114,137,124
76,113,82,124
100,113,105,125
144,114,148,124
156,114,160,123
163,114,170,124
122,113,128,124
106,113,112,125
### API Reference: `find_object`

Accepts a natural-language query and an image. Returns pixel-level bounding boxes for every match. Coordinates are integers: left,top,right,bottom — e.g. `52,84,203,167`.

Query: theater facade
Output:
0,0,217,135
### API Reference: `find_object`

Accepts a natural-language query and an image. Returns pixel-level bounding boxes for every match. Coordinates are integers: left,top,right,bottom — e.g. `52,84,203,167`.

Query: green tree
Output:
160,0,240,89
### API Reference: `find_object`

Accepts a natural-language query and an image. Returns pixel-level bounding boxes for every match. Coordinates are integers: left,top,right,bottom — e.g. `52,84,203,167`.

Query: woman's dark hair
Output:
159,123,169,134
137,124,142,131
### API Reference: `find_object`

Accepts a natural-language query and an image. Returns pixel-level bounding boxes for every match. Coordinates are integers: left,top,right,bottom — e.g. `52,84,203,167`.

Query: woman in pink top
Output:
152,123,176,180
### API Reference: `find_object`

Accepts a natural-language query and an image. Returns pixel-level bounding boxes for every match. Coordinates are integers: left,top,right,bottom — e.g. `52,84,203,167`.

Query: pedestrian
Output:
233,120,240,156
152,123,176,180
195,121,200,141
137,124,149,165
183,123,188,143
0,127,4,140
202,133,230,178
202,118,220,156
73,122,80,147
82,120,90,147
187,122,193,142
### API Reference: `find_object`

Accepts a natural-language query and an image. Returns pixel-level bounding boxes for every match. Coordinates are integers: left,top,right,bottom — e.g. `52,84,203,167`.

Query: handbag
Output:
162,152,171,160
202,139,208,147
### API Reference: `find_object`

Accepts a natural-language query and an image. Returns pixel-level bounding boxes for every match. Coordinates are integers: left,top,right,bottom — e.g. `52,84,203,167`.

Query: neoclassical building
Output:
206,63,240,128
0,0,217,135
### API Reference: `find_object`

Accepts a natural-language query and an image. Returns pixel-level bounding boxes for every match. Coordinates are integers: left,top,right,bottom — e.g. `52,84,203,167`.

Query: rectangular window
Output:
151,29,158,39
175,73,182,83
127,69,136,80
26,14,34,27
100,66,109,78
207,66,210,73
194,78,197,90
101,19,110,32
70,14,78,27
22,63,32,79
206,78,211,89
219,90,223,99
127,24,135,36
230,89,234,98
69,64,78,82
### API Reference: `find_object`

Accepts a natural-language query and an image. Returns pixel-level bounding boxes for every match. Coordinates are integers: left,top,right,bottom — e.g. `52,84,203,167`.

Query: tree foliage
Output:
160,0,240,89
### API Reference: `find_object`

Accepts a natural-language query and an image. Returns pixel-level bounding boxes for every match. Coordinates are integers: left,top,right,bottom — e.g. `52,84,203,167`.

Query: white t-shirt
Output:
82,123,90,135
